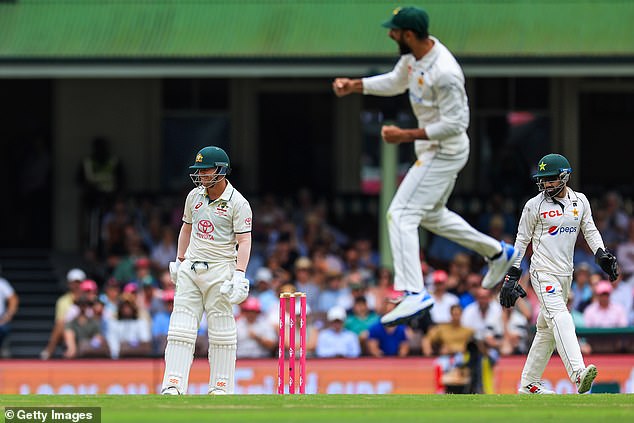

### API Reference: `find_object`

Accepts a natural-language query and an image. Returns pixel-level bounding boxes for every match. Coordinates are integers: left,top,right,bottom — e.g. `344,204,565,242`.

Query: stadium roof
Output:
1,0,633,77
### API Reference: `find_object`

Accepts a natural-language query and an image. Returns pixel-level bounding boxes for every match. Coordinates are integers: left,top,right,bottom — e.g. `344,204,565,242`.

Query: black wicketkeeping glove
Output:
499,266,527,308
595,248,619,281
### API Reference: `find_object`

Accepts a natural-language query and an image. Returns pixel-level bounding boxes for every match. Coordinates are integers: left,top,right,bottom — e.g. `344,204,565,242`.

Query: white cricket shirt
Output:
513,189,605,276
362,36,469,156
183,181,252,262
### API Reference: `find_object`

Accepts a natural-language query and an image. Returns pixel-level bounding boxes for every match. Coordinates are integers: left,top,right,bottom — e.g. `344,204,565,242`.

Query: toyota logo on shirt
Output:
196,219,215,240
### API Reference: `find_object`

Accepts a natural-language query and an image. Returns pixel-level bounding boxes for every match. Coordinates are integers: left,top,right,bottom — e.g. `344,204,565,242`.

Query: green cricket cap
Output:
382,6,429,35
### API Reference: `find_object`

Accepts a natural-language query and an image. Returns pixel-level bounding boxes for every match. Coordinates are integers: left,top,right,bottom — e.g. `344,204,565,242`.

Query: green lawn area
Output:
2,394,634,423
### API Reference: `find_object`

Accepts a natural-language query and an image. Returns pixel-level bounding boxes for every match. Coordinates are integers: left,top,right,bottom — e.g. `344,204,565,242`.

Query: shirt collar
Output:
203,180,234,203
418,36,440,66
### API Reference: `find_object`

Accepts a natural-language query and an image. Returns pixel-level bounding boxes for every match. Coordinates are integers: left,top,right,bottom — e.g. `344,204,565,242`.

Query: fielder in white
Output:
333,6,518,326
161,146,252,395
499,153,619,394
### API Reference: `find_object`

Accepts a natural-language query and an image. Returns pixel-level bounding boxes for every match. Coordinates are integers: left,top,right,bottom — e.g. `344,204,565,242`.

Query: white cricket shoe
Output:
161,387,181,395
518,382,555,394
575,364,598,394
380,291,434,327
208,388,227,395
482,241,520,289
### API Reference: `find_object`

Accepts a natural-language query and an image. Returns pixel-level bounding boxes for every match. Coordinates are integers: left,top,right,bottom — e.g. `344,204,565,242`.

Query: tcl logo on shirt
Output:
540,210,563,218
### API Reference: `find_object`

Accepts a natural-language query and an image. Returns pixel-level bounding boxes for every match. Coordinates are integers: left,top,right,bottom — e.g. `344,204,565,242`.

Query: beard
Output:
397,40,412,55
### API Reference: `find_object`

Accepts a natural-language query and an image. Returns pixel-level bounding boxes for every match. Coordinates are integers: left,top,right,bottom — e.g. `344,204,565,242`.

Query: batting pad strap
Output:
168,327,198,344
167,307,200,344
207,313,237,346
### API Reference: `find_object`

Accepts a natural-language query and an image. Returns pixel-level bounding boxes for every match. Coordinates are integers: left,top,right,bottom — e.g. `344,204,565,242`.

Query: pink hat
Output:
79,279,98,292
123,282,139,293
386,289,404,304
162,289,175,302
432,270,448,284
240,297,261,312
135,257,151,268
595,281,613,295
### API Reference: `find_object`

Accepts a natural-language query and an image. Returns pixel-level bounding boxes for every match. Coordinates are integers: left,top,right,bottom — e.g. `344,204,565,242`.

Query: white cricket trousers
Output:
388,147,501,292
521,270,586,386
162,259,237,394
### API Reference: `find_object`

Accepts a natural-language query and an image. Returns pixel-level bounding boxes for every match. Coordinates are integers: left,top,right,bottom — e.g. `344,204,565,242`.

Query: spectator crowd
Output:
26,186,634,385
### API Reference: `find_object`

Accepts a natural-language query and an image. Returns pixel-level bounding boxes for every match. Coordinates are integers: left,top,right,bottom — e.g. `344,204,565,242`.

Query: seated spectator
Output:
265,284,320,358
461,287,503,354
461,287,503,394
293,257,321,314
583,281,628,328
609,274,634,326
429,270,459,325
446,252,472,297
340,272,375,312
236,297,277,359
63,295,109,359
106,296,152,359
41,268,85,359
99,278,121,324
315,306,361,358
366,292,410,357
65,279,99,323
121,282,152,327
252,267,278,314
422,304,474,357
500,295,532,356
570,262,595,313
567,292,592,356
352,236,380,275
422,304,475,393
140,277,163,318
152,289,174,355
150,225,177,271
316,271,347,314
366,267,395,316
344,296,379,351
427,234,471,270
457,272,483,310
341,244,374,283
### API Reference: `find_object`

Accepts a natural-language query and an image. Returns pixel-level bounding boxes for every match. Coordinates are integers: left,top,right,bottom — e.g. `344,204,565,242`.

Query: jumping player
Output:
332,6,518,326
499,153,619,394
161,146,252,395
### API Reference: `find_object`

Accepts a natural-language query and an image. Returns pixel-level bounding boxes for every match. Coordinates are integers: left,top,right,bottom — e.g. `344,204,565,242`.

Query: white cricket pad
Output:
207,312,237,394
161,307,199,394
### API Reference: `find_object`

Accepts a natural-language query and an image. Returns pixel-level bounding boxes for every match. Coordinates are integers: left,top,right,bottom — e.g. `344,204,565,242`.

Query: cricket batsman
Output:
499,153,619,394
161,146,252,395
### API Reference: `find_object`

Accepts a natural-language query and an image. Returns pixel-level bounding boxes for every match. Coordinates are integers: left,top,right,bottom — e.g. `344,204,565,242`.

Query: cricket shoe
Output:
208,389,228,395
518,382,555,394
161,387,181,395
482,241,520,289
575,364,598,394
380,291,434,327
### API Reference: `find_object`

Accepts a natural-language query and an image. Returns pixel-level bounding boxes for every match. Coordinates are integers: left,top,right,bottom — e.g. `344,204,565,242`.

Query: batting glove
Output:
499,266,527,308
220,270,250,305
595,248,619,282
169,260,181,284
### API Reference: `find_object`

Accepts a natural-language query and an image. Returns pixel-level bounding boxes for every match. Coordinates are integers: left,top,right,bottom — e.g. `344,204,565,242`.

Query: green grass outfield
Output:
2,394,634,423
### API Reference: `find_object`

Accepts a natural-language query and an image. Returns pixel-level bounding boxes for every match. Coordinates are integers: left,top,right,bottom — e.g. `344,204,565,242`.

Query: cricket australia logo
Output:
215,201,229,217
196,219,215,240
